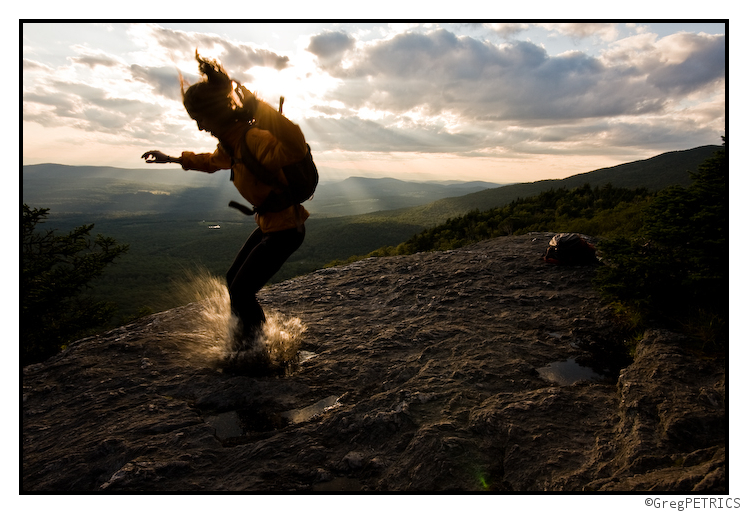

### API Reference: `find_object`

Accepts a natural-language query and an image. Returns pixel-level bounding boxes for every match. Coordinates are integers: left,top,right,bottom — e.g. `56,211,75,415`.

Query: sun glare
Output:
247,67,291,106
356,107,387,121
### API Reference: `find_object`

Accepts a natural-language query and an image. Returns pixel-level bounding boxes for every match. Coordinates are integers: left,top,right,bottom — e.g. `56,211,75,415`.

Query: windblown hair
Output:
180,51,254,124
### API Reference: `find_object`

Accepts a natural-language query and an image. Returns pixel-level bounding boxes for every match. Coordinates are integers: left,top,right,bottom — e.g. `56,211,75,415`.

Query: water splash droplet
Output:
166,268,306,373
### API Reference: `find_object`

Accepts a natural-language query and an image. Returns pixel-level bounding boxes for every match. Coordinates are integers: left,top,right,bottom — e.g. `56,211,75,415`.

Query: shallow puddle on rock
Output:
536,357,604,386
281,395,341,424
204,411,244,439
204,393,341,441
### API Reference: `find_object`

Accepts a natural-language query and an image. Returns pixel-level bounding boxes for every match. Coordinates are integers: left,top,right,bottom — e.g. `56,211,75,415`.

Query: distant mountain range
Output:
23,145,719,222
21,144,722,322
348,145,722,228
308,177,503,216
21,164,502,218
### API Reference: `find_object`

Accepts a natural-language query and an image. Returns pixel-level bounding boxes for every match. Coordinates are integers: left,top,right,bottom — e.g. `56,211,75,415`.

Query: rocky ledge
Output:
22,234,725,491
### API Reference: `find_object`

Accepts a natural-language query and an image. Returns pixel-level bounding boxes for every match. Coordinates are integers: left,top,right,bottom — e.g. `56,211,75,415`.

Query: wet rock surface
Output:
22,234,726,492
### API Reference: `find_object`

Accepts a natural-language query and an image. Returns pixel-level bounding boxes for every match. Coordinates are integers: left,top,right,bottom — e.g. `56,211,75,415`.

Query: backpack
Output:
543,233,597,265
226,124,319,216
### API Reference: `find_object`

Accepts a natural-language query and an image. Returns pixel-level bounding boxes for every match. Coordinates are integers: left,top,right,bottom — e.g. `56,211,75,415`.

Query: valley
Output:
21,145,720,324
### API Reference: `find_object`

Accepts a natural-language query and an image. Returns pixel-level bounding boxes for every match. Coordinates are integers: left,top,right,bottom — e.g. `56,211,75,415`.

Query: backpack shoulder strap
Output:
237,126,285,189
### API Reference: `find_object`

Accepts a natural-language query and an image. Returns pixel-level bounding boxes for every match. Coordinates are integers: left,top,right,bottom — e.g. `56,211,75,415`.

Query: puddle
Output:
204,394,342,443
536,357,604,386
204,411,244,439
281,395,341,424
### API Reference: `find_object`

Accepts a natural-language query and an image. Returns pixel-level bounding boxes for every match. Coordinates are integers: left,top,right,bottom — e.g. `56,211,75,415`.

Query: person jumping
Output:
142,51,311,350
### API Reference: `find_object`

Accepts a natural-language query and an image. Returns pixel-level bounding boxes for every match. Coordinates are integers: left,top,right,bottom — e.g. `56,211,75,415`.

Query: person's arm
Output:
141,150,182,164
142,147,231,173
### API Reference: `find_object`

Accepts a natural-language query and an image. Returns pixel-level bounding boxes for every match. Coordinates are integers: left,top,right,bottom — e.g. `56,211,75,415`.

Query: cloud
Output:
22,23,724,170
25,79,142,132
23,58,53,72
303,101,719,158
306,30,356,68
484,23,531,38
132,24,291,78
311,27,724,126
644,33,725,94
22,27,278,147
68,45,123,69
295,26,724,157
304,113,482,154
315,30,640,121
25,45,182,136
22,66,193,150
537,23,621,42
129,64,184,101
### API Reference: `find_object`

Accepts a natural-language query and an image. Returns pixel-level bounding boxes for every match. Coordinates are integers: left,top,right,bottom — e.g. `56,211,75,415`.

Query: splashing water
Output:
168,268,306,374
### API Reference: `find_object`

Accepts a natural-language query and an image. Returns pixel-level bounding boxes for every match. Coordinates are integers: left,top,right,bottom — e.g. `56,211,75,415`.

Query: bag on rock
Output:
543,233,597,265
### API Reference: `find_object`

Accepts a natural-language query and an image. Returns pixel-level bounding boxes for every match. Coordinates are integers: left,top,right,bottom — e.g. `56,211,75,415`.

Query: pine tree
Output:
596,138,727,348
21,205,129,365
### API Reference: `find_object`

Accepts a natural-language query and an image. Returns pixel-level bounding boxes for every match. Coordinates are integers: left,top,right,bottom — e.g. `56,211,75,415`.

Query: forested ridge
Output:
340,183,653,260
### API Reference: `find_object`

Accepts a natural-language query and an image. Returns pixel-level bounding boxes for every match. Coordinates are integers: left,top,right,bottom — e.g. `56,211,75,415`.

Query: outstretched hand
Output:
141,150,172,164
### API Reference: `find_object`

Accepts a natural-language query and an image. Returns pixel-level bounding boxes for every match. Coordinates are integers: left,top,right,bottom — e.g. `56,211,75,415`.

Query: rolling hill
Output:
21,144,721,322
21,164,501,219
351,145,721,228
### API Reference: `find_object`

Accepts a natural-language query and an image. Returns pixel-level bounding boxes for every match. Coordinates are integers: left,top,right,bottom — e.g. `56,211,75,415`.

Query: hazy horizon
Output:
22,140,718,188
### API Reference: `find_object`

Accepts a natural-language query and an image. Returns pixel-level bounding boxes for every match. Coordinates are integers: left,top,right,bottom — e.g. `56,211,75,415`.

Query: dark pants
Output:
226,225,305,337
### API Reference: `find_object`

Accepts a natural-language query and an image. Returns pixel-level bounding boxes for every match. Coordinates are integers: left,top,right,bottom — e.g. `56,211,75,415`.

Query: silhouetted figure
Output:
142,52,309,348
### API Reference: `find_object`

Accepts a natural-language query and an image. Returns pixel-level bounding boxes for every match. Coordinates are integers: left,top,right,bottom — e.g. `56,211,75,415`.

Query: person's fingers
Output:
141,151,161,162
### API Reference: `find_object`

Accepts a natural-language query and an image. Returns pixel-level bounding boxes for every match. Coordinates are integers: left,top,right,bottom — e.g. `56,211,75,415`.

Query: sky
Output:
22,21,726,184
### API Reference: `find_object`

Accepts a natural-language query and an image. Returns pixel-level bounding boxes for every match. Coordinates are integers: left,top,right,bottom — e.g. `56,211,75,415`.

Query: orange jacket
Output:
180,100,310,233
